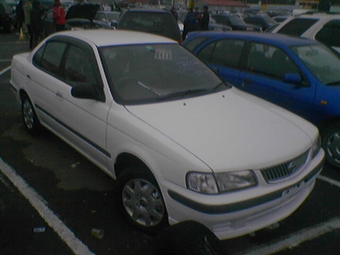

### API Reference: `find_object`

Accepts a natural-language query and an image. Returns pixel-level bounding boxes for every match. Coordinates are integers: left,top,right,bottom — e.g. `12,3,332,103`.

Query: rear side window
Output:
210,39,244,68
33,41,67,77
315,19,340,48
118,12,180,41
183,37,210,51
277,18,318,36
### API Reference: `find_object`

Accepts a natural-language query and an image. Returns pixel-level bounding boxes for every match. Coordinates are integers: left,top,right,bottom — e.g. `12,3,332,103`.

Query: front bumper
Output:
162,149,324,240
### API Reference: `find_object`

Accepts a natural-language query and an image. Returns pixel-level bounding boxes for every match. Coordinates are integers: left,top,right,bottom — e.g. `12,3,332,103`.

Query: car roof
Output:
50,30,176,47
187,31,318,47
122,8,171,13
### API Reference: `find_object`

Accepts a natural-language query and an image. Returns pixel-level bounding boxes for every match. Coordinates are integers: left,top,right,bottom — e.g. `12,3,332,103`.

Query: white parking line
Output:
238,175,340,255
0,157,95,255
0,66,11,76
318,175,340,188
241,217,340,255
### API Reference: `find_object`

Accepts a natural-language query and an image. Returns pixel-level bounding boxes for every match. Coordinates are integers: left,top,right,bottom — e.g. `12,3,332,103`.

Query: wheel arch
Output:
114,152,154,179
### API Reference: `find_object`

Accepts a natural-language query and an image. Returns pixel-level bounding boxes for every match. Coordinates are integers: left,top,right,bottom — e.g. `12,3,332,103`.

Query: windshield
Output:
99,43,228,105
291,44,340,85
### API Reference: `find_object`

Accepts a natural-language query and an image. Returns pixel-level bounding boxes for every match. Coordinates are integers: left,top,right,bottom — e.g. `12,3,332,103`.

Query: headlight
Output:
311,134,321,159
186,170,257,194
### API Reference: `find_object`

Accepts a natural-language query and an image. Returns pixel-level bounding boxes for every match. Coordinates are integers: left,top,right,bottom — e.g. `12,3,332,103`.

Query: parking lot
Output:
1,30,340,255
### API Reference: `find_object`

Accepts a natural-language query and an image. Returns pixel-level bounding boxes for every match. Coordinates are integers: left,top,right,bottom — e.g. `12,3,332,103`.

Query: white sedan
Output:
10,30,324,240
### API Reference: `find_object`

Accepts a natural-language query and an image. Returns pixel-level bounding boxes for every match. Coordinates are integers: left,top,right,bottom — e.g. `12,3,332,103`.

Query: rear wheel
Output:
116,165,168,235
21,96,41,134
322,123,340,168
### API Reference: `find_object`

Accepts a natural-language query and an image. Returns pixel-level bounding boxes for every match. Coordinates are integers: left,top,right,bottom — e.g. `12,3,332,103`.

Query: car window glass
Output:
247,42,299,80
277,18,318,36
315,20,340,48
210,39,244,68
34,41,67,76
100,44,225,104
95,13,105,21
118,12,180,41
197,42,216,63
183,37,210,51
64,45,97,86
291,44,340,85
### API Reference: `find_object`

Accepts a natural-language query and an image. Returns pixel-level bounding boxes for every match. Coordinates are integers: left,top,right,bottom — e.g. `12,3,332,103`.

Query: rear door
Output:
196,38,244,86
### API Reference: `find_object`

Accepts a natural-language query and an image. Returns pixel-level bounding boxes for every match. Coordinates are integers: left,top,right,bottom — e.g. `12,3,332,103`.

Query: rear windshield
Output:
118,12,181,41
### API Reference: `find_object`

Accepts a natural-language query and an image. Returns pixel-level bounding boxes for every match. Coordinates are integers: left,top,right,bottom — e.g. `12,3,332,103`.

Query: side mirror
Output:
283,73,302,85
71,84,105,102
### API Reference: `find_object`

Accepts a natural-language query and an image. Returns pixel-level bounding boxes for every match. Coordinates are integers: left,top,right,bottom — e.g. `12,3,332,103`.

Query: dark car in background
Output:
243,14,277,30
0,1,16,32
44,2,112,37
212,14,262,31
94,10,121,28
117,8,181,42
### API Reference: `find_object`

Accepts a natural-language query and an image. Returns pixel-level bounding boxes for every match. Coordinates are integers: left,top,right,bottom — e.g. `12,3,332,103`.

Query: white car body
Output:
10,30,324,240
271,13,340,53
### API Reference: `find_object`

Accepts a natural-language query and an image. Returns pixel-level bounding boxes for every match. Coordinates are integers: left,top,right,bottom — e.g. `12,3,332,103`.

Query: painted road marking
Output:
241,217,340,255
0,157,95,255
238,175,340,255
0,66,11,76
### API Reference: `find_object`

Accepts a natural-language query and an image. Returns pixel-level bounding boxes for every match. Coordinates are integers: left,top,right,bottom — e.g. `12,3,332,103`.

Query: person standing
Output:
170,6,178,21
194,7,201,31
24,0,34,49
182,8,195,41
16,0,26,33
200,6,210,31
53,0,66,32
30,0,45,48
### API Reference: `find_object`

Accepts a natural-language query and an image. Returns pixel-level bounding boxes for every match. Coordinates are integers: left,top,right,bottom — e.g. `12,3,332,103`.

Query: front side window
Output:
100,43,228,105
291,44,340,85
315,19,340,48
247,42,299,80
64,45,97,86
277,18,318,36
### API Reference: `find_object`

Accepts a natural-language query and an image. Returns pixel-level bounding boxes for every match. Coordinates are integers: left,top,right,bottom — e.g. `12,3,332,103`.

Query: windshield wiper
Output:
157,88,209,101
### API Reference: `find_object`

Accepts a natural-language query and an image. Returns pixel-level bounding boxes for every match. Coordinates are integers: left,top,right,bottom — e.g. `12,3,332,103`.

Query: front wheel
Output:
116,166,168,235
322,123,340,168
21,96,41,134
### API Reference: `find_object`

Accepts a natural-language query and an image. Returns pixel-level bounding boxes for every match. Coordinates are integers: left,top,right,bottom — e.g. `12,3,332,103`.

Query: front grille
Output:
260,150,310,183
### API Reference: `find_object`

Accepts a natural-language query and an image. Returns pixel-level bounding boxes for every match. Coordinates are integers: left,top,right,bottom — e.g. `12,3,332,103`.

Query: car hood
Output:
66,3,100,20
125,88,317,172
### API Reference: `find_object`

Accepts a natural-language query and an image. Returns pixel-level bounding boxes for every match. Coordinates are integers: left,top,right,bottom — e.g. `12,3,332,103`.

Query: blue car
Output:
183,31,340,168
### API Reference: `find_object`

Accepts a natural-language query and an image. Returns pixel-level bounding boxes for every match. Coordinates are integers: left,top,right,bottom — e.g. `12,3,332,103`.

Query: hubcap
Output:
23,100,34,129
122,178,165,226
325,132,340,165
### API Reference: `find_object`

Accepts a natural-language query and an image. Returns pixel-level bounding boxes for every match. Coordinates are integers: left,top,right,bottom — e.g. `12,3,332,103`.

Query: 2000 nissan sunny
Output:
10,30,324,240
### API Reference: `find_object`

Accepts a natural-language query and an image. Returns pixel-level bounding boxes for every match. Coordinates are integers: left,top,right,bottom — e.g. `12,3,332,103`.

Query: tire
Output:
116,165,168,235
322,123,340,168
21,96,41,134
152,221,226,255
